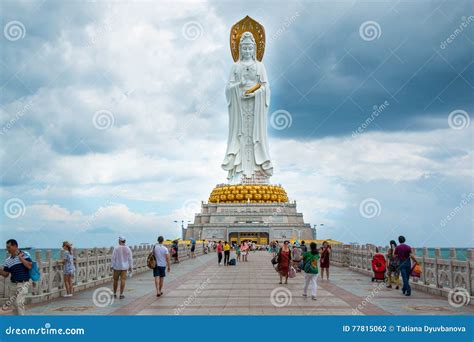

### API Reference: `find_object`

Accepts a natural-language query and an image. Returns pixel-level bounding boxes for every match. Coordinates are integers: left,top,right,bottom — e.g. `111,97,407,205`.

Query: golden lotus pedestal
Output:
184,183,313,244
208,184,289,204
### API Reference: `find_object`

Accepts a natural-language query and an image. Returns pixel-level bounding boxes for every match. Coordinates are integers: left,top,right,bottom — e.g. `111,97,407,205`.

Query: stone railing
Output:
0,243,205,304
331,244,473,304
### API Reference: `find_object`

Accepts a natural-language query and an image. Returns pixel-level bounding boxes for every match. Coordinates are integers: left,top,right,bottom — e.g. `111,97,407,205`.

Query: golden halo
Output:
230,16,265,62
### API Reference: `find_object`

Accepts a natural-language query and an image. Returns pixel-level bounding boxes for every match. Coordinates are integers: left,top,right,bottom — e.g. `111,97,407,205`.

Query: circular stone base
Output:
209,184,289,203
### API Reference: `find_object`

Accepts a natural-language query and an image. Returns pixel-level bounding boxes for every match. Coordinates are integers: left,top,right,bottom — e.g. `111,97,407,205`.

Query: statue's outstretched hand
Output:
242,87,261,98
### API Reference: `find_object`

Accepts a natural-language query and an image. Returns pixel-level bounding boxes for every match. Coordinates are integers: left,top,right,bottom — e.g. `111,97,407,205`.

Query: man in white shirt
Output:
153,236,171,297
111,236,133,299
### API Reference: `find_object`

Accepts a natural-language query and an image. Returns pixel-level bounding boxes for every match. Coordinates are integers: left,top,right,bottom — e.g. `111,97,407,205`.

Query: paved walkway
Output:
7,251,474,315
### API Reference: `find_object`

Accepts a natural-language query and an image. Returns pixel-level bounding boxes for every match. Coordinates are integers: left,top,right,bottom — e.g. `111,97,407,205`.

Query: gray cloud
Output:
0,0,472,248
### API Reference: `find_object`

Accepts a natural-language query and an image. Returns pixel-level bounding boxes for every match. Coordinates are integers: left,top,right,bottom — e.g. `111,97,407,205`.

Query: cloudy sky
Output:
0,0,472,248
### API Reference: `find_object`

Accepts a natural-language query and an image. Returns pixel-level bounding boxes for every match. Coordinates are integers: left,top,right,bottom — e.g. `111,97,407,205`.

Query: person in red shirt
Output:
394,235,417,296
216,241,223,266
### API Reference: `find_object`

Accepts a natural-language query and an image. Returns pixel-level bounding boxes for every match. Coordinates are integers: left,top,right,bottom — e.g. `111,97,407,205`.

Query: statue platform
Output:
185,192,313,243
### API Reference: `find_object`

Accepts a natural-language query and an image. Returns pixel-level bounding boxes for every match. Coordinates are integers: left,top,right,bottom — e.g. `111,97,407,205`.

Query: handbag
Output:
271,255,278,265
288,266,296,278
147,245,157,269
411,263,422,278
298,260,304,270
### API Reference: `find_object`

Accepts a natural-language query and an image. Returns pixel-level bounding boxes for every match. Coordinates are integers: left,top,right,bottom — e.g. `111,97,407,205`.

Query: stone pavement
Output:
5,251,474,316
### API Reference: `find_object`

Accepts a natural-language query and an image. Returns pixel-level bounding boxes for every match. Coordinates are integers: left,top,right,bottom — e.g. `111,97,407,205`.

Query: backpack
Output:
29,260,41,282
229,259,236,266
389,256,400,272
304,253,319,274
292,248,302,261
147,245,157,269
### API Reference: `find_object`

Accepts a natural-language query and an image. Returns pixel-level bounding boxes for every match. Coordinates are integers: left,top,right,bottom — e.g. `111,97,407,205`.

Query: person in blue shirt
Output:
0,239,33,315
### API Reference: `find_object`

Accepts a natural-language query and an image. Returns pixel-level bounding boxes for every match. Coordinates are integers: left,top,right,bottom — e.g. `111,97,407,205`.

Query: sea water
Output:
0,247,470,261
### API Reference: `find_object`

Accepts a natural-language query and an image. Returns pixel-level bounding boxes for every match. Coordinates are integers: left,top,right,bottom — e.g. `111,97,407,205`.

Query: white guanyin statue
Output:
221,31,273,184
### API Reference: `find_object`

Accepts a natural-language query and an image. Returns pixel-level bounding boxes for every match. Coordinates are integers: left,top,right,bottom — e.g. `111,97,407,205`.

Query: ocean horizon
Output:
0,247,469,261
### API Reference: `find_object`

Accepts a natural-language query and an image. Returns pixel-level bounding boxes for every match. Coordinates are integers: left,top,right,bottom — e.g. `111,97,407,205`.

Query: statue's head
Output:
239,31,256,61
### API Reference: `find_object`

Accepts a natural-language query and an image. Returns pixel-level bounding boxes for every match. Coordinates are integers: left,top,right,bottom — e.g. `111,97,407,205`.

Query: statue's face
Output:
240,43,254,59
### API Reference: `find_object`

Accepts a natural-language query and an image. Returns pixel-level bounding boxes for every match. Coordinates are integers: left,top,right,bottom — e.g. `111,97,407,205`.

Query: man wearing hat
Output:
111,236,133,299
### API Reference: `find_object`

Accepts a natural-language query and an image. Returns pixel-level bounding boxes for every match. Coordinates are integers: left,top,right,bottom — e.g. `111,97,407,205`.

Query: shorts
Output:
113,270,127,281
153,266,166,278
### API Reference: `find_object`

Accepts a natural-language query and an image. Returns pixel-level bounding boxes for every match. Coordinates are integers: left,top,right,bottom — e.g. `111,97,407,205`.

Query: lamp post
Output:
174,220,191,240
312,224,324,240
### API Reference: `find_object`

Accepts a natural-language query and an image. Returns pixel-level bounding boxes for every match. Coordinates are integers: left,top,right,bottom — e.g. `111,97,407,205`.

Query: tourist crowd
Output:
0,234,418,315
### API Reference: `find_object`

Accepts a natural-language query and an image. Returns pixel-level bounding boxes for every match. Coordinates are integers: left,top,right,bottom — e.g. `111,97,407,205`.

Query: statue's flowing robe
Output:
222,61,273,183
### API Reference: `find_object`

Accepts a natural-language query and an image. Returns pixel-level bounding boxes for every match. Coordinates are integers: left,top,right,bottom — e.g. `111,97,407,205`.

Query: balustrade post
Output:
467,249,474,296
411,248,417,282
434,248,441,288
350,245,355,267
365,245,370,271
94,248,100,280
422,247,428,285
449,248,456,289
132,246,137,271
85,249,90,283
46,250,52,294
108,247,114,275
34,250,42,295
344,245,350,267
